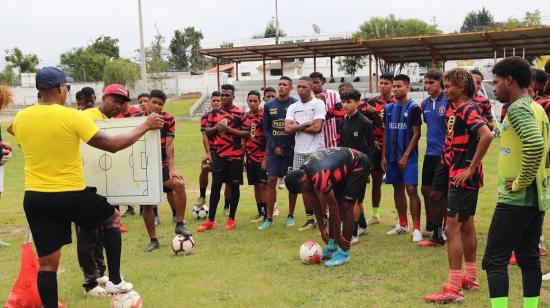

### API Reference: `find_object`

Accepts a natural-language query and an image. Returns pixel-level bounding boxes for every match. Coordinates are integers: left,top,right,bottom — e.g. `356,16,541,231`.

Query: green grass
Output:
162,98,199,117
1,121,550,307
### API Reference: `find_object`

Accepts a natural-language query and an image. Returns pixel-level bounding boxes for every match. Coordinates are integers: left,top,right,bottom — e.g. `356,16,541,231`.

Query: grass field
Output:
1,120,550,307
162,98,199,117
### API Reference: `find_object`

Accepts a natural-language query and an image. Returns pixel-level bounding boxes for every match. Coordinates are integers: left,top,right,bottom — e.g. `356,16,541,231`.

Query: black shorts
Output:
212,154,243,185
447,188,479,222
422,155,442,187
24,187,115,257
246,162,267,185
162,167,173,193
431,162,449,192
371,148,383,171
334,154,371,203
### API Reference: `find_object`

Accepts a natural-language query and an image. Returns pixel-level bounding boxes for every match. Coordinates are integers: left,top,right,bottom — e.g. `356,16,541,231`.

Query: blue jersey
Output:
421,93,448,156
263,97,297,150
384,99,422,163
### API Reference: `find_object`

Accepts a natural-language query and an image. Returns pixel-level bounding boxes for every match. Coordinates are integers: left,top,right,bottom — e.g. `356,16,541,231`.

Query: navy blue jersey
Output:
263,97,297,150
384,100,422,163
421,93,448,156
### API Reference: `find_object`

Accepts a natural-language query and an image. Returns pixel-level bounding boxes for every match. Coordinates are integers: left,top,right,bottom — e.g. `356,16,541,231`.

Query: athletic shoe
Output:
424,285,464,303
417,239,444,247
121,207,135,217
278,177,285,189
386,225,409,236
223,206,230,217
175,223,192,237
273,203,280,216
412,229,423,242
0,239,9,248
286,216,295,227
144,239,159,252
258,220,272,230
84,285,108,297
197,220,216,232
96,275,109,287
250,215,264,223
195,196,206,207
105,279,133,294
542,272,550,281
509,252,517,265
322,246,338,260
357,226,368,237
225,218,236,230
351,236,359,245
298,220,316,231
119,223,128,233
540,247,547,256
154,216,160,226
324,250,350,267
461,277,480,290
366,216,380,225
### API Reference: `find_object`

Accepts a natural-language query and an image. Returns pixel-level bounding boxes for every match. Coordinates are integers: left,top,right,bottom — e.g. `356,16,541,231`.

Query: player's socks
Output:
224,199,231,209
171,207,176,217
153,207,159,217
372,207,380,219
426,221,434,232
229,184,240,219
524,297,539,308
413,220,421,231
490,297,508,308
256,203,265,217
464,262,477,282
353,223,359,237
200,188,206,198
102,227,122,284
447,269,462,292
399,215,408,228
37,271,58,308
358,213,367,229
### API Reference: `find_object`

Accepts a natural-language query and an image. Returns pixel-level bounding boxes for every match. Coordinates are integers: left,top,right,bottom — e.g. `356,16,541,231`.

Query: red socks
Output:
464,262,477,281
399,215,408,227
413,220,421,231
447,269,462,292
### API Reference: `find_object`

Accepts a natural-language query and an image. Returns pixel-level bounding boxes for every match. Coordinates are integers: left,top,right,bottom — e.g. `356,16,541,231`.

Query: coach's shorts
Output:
422,155,442,187
23,187,115,257
371,148,383,171
447,188,479,222
246,162,267,185
431,162,449,192
334,154,371,203
212,154,243,185
266,147,294,177
293,152,313,171
385,161,418,186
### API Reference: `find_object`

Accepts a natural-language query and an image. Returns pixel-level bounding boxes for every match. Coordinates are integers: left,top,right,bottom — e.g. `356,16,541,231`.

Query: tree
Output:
460,8,495,32
145,31,170,89
0,66,19,86
336,56,366,77
252,20,287,39
103,58,139,88
60,47,109,82
90,36,120,59
168,27,206,70
4,48,39,73
495,10,542,29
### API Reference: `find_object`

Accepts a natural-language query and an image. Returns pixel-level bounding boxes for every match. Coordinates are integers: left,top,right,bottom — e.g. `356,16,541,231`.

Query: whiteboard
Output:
81,117,163,205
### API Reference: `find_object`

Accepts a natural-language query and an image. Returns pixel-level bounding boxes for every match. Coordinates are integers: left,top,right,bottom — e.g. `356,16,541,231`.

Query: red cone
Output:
3,243,42,308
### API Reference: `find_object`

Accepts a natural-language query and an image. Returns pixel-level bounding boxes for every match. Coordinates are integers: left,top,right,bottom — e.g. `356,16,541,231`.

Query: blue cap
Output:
35,67,67,90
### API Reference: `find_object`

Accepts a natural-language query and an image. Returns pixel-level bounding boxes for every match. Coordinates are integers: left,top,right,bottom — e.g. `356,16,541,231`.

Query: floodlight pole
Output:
275,0,280,44
138,0,148,92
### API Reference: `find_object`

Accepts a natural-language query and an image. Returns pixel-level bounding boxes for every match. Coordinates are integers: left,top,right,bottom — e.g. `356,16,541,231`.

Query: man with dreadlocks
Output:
424,69,493,304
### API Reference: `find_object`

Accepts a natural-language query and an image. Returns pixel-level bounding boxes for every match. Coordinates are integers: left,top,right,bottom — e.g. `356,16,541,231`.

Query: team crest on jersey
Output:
220,118,228,126
439,106,446,115
354,131,358,137
250,123,257,137
447,115,456,134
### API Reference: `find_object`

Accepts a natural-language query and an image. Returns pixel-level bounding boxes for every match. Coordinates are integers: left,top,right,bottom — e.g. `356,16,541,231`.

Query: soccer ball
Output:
111,290,142,308
192,206,209,219
171,235,195,255
299,241,322,264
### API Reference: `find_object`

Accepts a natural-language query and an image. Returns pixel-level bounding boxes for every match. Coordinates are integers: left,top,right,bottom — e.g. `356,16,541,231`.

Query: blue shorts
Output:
385,161,418,186
266,147,294,178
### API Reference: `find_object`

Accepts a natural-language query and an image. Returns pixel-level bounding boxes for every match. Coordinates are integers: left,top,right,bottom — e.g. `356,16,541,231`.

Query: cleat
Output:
195,196,206,207
366,216,380,225
461,277,480,290
357,226,368,236
198,220,216,232
542,272,550,281
298,220,316,231
96,275,109,287
225,218,236,230
121,207,135,217
250,215,264,223
105,279,133,294
351,236,359,245
322,246,338,260
273,203,280,216
154,216,160,226
386,225,409,236
417,239,444,247
84,285,108,297
175,222,192,237
258,220,272,230
324,250,349,267
509,252,517,265
412,229,423,242
286,216,295,227
144,240,159,252
424,284,464,303
119,223,128,233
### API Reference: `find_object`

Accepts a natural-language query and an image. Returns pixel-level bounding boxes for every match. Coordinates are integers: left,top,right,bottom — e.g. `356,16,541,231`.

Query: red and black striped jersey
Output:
358,95,395,144
443,101,486,189
473,95,493,123
207,105,246,161
243,109,266,164
115,105,142,118
326,101,345,144
302,147,369,195
535,96,550,120
200,110,217,151
159,112,175,167
322,90,341,148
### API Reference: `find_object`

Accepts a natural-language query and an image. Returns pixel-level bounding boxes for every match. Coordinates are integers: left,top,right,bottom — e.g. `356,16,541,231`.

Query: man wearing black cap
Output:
10,67,164,307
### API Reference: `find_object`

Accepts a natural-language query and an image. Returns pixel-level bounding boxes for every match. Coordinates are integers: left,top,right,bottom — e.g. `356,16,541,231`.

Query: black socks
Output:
37,271,57,308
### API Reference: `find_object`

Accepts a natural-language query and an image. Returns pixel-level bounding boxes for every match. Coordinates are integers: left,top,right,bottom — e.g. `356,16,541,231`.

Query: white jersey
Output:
286,97,326,154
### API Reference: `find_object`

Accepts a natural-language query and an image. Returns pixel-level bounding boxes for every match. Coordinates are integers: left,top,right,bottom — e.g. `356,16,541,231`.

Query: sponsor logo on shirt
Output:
353,131,358,137
270,108,278,115
389,123,407,129
500,146,511,156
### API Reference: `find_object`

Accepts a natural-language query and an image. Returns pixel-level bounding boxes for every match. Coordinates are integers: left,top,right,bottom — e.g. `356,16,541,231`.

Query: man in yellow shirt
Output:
11,67,163,307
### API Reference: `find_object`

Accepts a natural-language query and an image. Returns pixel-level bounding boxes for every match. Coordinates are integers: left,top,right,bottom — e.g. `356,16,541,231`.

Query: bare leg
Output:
265,176,277,220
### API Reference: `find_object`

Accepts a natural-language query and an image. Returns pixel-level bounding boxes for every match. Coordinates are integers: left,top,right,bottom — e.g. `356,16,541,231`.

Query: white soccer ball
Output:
111,290,142,308
171,235,195,255
192,206,209,220
299,241,322,264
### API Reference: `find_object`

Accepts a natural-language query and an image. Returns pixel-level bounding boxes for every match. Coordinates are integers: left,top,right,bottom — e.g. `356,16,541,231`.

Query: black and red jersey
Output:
358,95,395,144
159,112,175,167
473,95,493,123
326,102,346,144
115,105,142,118
243,109,266,164
443,101,486,189
200,110,217,151
206,105,246,161
302,147,369,195
535,96,550,120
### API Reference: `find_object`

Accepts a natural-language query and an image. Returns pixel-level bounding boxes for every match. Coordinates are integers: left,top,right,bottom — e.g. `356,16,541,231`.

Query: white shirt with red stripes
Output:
321,89,341,148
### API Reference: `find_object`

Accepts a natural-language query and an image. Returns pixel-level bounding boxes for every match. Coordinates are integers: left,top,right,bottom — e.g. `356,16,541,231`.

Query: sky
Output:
1,0,548,69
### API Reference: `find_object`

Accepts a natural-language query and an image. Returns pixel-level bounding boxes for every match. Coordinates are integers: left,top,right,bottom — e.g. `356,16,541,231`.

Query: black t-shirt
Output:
339,111,374,160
